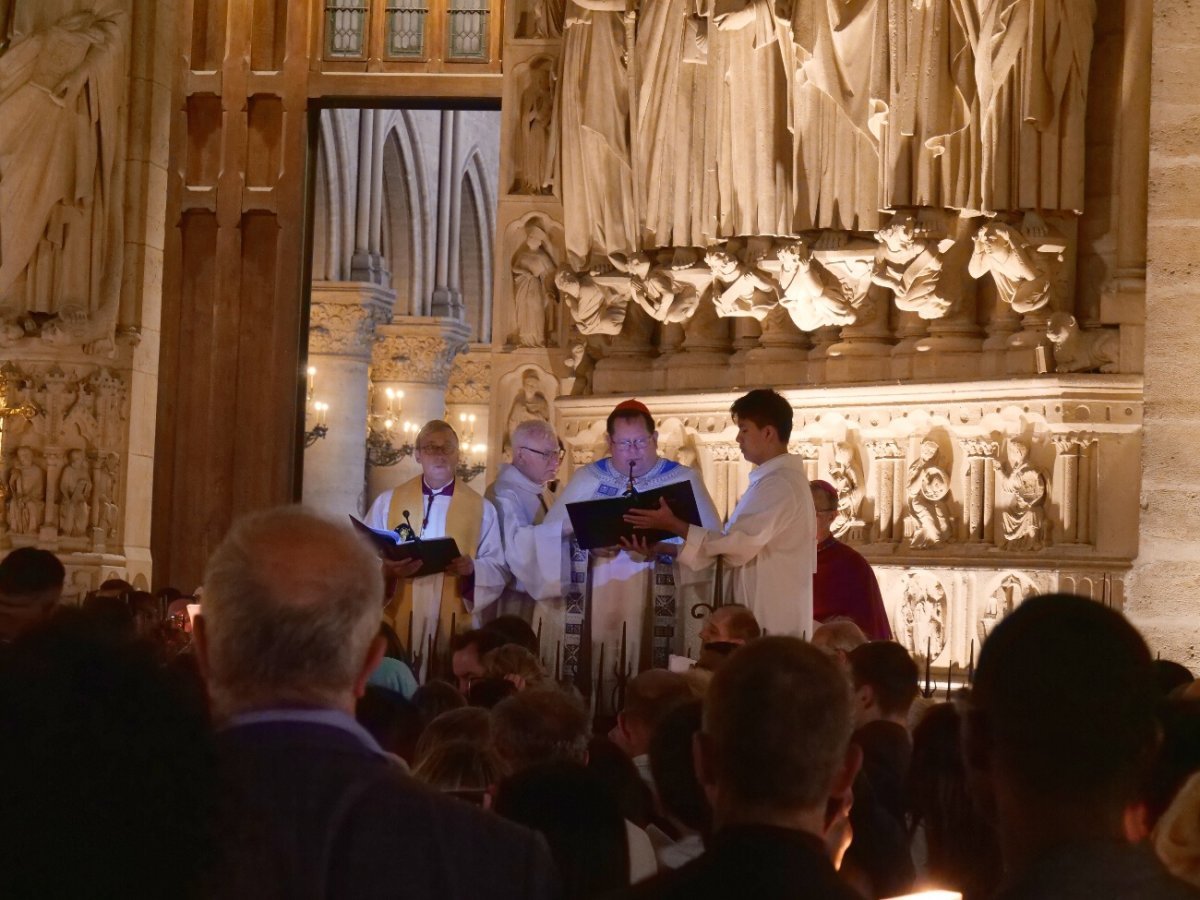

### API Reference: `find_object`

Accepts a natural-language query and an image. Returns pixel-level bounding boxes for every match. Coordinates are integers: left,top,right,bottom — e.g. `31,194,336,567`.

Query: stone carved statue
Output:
905,440,955,548
771,239,856,332
59,447,92,537
0,0,130,352
511,60,556,194
996,439,1047,551
555,268,629,335
94,450,118,536
828,442,865,540
618,254,702,324
1046,312,1119,374
967,222,1054,315
895,572,948,661
554,0,638,268
6,445,45,534
516,0,565,38
705,245,778,321
871,213,953,319
505,369,552,451
509,222,558,347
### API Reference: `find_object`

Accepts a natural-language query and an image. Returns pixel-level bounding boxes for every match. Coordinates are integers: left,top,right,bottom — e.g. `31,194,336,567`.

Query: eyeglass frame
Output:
517,445,565,461
416,442,458,457
610,436,655,451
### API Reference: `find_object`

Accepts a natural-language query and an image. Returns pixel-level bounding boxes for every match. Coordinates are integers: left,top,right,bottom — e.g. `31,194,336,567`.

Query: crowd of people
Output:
3,390,1200,898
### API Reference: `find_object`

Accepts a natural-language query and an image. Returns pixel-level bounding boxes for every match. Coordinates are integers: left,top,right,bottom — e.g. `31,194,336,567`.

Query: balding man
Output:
365,420,508,671
810,480,891,640
195,506,554,899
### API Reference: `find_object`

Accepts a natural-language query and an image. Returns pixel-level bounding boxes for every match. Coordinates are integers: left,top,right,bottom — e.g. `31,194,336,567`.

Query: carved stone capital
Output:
447,352,494,404
788,440,820,460
866,439,904,460
709,442,742,463
308,282,394,359
372,316,472,386
1051,432,1097,455
959,438,999,459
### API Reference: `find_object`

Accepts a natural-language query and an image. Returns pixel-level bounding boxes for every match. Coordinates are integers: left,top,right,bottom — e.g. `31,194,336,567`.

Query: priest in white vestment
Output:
364,420,508,676
484,419,567,653
625,389,816,639
544,400,721,709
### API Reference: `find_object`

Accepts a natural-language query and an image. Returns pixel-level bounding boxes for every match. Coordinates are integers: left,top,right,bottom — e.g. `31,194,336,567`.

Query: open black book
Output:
349,516,461,576
566,480,702,550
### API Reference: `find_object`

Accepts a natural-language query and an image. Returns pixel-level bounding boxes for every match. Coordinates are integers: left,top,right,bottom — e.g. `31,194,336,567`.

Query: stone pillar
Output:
1052,434,1096,545
959,439,999,543
431,111,463,318
790,441,819,481
367,316,471,504
708,442,748,521
666,289,732,391
746,306,808,385
826,284,894,383
592,298,657,395
866,440,905,543
301,282,393,517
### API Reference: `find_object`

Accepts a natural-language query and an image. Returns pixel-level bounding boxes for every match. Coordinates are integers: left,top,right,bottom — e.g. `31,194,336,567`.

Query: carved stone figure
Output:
506,369,552,449
0,1,130,351
979,574,1032,642
511,61,555,194
996,439,1047,551
967,222,1053,315
516,0,564,38
705,245,777,320
905,440,955,548
94,450,118,536
895,572,947,661
555,268,629,335
619,254,702,324
772,239,856,332
555,0,637,268
6,445,45,534
828,442,865,540
509,222,558,347
1046,312,1119,374
59,447,92,537
871,213,953,319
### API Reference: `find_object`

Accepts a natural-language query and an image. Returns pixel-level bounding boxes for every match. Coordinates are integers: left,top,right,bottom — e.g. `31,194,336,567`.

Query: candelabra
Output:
303,366,330,447
366,387,415,468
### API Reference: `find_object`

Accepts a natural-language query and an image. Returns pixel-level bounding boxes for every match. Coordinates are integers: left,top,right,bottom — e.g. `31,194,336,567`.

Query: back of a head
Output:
413,739,506,800
0,549,65,639
493,687,589,773
200,506,383,714
621,668,693,730
712,604,761,643
812,618,869,654
494,761,629,899
970,593,1158,803
0,613,217,898
356,685,423,762
482,643,547,686
412,679,467,724
849,641,920,719
415,705,493,764
482,614,540,655
705,636,853,811
650,699,711,835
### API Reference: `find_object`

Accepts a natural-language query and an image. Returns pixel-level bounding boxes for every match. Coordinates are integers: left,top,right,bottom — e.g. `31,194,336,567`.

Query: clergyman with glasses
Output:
364,420,509,678
543,399,720,712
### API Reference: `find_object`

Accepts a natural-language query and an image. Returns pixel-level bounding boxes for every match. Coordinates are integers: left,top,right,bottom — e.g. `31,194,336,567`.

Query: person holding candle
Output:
364,420,508,676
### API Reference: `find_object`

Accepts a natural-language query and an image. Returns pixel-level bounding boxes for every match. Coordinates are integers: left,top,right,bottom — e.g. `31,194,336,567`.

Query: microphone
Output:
624,461,638,497
402,509,422,541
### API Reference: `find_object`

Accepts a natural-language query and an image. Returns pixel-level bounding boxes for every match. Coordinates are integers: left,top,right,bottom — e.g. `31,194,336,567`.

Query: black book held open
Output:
349,516,461,576
566,480,702,550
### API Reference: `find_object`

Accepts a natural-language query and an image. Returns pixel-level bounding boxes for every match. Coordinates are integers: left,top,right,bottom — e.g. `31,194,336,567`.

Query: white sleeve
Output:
468,498,510,614
542,467,599,536
689,468,724,531
364,490,393,530
495,489,566,602
676,478,793,571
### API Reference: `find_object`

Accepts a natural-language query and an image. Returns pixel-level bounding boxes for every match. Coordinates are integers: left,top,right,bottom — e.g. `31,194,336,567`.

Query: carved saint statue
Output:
828,443,866,540
0,0,130,350
996,438,1046,551
94,451,118,536
618,254,702,324
705,245,778,320
505,369,552,451
871,213,953,319
555,268,629,335
979,574,1026,643
6,445,45,534
905,440,955,548
967,222,1052,315
516,0,565,38
511,61,555,194
895,573,947,660
773,239,856,332
509,222,558,347
59,447,92,537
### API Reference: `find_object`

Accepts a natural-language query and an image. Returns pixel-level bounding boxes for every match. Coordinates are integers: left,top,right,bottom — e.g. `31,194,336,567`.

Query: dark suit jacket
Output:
212,719,558,900
625,825,863,900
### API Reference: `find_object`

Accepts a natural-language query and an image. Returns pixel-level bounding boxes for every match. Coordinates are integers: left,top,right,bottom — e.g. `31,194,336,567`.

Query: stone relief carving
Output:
94,451,119,538
905,439,955,548
505,367,553,451
511,58,556,194
446,355,492,405
828,442,866,541
705,243,777,321
619,253,702,325
508,220,559,347
6,445,45,534
555,268,629,336
996,438,1048,551
372,333,468,385
515,0,564,38
894,571,948,661
58,447,92,538
770,239,857,332
308,298,390,358
0,1,131,354
1046,313,1119,374
978,573,1037,643
968,221,1061,315
871,212,954,319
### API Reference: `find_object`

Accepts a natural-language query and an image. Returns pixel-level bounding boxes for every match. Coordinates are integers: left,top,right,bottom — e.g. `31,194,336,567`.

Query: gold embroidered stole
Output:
382,476,483,655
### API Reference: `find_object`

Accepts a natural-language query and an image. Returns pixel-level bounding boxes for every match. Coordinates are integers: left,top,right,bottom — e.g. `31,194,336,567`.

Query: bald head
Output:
199,506,383,716
700,604,761,646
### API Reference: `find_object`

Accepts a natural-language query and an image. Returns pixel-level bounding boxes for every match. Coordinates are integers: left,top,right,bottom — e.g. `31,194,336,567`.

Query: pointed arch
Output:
458,147,495,341
381,110,432,316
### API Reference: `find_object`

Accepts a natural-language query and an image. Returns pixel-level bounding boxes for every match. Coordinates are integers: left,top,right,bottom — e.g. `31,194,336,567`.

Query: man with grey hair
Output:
485,418,565,636
195,506,555,899
629,637,862,899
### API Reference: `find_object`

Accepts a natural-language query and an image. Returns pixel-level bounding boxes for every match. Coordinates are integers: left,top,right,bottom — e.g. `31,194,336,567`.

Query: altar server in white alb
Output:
543,400,721,699
484,418,566,632
624,389,817,639
364,420,508,668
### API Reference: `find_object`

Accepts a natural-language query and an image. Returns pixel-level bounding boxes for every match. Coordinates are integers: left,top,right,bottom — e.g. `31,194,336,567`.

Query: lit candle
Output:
385,387,395,414
306,366,316,400
384,418,394,432
319,402,328,427
468,413,477,441
395,389,404,415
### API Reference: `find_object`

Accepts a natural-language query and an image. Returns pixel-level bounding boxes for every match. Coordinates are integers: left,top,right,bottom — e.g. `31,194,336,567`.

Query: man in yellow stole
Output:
363,420,508,676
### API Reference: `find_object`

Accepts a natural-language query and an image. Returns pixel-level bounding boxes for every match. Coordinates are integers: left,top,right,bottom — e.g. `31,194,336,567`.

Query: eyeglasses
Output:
518,446,565,461
417,443,457,456
612,437,653,451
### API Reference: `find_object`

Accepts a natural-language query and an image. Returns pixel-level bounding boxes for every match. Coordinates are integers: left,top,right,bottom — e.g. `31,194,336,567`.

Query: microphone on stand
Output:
402,509,422,541
624,461,638,497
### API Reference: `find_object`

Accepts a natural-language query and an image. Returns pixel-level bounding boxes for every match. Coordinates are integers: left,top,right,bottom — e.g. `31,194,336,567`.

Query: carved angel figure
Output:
828,443,865,540
705,247,778,320
967,222,1052,315
773,240,857,332
905,440,955,549
555,268,629,336
6,446,45,534
871,213,952,319
996,439,1046,551
59,448,92,537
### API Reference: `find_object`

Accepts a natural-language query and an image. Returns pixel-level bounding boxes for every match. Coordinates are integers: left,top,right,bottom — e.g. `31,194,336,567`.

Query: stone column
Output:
746,306,808,385
301,282,393,517
367,316,471,504
708,442,748,522
959,439,999,543
866,440,905,543
667,284,733,391
1052,434,1096,545
431,111,463,318
592,297,657,395
790,441,819,481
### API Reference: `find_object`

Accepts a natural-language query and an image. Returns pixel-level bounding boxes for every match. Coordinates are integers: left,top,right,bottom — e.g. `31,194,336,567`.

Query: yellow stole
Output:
382,475,483,656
